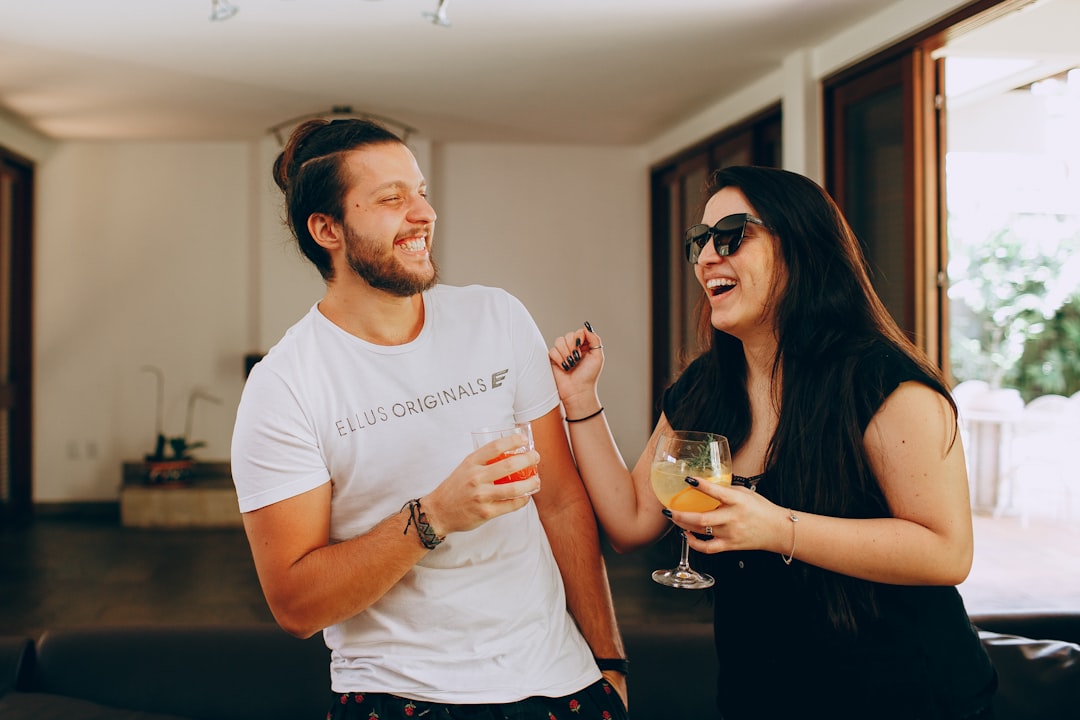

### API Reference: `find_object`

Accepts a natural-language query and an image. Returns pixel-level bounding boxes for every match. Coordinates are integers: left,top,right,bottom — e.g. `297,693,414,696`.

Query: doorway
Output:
939,0,1080,529
0,146,33,526
820,0,1080,608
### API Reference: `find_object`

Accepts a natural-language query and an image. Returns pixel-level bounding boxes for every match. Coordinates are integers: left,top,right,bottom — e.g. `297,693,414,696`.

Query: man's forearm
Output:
540,495,625,659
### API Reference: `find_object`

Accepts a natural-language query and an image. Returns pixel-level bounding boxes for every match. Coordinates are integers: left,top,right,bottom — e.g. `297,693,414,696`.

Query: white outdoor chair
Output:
1000,394,1077,527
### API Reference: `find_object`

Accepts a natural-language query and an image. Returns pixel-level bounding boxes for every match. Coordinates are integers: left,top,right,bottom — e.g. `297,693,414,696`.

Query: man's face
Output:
339,143,438,296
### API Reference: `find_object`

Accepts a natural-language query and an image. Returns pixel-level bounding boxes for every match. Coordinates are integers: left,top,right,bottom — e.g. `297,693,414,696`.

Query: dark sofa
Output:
1,611,1077,720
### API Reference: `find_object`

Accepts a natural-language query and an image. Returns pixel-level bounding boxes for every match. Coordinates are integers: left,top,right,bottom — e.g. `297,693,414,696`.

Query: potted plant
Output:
141,366,221,485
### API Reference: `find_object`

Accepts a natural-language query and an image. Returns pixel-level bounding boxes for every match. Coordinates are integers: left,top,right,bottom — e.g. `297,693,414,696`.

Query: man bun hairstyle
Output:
273,118,404,279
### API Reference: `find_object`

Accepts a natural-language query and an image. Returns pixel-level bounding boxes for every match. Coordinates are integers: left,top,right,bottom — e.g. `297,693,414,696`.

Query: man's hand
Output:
421,434,541,537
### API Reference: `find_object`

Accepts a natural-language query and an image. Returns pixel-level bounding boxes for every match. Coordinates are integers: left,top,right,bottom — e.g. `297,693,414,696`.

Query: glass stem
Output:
677,533,692,571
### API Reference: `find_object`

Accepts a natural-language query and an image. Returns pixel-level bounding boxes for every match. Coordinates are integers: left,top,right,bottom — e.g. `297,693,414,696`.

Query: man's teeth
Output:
399,238,426,251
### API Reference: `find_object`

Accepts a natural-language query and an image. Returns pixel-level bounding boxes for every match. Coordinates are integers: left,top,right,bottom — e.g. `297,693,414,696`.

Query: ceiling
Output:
0,0,909,144
3,0,1078,146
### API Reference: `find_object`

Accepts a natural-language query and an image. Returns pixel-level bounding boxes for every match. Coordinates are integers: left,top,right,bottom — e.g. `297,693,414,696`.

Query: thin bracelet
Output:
781,510,799,565
565,407,604,423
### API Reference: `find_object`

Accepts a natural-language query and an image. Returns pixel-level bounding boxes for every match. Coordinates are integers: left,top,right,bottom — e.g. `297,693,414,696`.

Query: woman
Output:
549,166,996,719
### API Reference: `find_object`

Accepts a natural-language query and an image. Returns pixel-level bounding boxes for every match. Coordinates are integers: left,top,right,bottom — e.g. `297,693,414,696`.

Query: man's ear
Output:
308,213,343,251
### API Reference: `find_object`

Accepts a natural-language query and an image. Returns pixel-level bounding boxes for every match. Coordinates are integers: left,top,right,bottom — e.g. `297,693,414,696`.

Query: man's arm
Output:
242,483,431,638
242,435,540,639
530,407,628,704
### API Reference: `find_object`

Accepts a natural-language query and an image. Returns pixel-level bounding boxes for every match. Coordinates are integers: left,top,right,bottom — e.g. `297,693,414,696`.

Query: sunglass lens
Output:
684,225,710,263
684,214,754,263
712,215,749,257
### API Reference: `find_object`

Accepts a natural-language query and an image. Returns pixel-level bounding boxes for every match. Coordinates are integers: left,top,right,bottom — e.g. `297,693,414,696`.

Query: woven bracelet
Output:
402,498,445,550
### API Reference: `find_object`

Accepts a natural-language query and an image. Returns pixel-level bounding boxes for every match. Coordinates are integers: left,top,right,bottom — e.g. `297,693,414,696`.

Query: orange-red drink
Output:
486,451,539,484
471,422,538,487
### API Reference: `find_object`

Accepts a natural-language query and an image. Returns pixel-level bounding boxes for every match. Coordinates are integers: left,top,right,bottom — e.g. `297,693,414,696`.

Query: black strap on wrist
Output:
401,498,444,550
594,657,629,676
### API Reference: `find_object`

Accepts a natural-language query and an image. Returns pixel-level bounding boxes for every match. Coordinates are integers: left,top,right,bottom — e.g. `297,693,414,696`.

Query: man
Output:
231,118,627,720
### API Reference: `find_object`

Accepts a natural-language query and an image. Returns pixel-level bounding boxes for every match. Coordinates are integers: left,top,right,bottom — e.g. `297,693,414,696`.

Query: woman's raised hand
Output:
548,322,605,412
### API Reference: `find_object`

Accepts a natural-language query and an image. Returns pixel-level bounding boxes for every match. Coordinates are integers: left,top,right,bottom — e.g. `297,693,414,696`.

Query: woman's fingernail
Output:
584,320,594,332
684,476,699,487
573,349,581,361
561,361,569,371
575,337,581,347
662,508,672,518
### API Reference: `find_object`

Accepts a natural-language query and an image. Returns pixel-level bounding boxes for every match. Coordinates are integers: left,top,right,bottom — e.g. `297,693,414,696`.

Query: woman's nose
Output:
696,236,722,265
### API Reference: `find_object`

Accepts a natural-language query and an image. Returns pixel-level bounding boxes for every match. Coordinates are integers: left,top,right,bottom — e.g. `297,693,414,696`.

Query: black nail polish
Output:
573,349,580,361
575,337,581,347
561,361,569,371
662,508,672,518
585,321,594,332
684,476,699,487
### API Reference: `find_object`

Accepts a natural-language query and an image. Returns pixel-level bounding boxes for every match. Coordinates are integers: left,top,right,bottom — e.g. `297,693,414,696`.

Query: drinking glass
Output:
471,422,540,492
650,430,732,589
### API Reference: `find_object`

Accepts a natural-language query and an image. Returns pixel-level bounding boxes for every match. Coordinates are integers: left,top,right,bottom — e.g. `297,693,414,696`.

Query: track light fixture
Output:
208,1,451,27
423,0,451,27
267,106,419,146
210,0,239,22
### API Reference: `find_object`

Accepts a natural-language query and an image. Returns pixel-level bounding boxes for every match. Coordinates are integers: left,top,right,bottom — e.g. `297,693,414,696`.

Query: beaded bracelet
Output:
402,498,445,550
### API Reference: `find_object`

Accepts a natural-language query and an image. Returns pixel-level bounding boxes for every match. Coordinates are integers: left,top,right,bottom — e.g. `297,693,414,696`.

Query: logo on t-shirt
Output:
334,368,509,436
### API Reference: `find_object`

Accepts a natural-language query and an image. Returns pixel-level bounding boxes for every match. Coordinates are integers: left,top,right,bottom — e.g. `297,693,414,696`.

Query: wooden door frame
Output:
823,0,1029,368
0,145,34,525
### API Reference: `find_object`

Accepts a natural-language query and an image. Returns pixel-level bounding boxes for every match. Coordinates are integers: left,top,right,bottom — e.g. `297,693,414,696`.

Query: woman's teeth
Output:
706,278,736,295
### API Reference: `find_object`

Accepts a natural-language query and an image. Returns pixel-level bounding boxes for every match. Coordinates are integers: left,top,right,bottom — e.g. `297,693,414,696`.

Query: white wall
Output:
34,142,253,501
16,133,650,503
3,0,982,503
433,143,651,455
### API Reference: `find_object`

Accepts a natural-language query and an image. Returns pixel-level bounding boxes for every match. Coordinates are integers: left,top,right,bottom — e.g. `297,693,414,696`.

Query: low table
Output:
120,461,242,528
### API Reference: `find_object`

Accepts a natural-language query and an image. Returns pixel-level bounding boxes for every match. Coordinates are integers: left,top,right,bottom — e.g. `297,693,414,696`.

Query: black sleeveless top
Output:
663,350,996,719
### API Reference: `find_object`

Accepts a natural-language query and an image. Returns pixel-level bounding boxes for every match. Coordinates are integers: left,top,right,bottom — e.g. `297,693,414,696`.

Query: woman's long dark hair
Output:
668,166,957,634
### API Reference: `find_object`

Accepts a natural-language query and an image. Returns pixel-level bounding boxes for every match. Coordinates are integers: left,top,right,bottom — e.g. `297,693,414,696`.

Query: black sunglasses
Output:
684,213,765,264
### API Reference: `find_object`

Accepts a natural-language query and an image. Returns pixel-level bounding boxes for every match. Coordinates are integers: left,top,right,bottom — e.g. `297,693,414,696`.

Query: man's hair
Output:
272,118,404,279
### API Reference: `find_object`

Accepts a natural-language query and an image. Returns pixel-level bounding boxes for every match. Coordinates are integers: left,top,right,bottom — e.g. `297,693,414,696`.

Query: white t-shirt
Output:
231,284,599,703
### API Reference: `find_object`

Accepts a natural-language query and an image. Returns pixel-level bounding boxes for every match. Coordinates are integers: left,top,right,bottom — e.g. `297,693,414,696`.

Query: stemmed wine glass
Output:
650,430,732,589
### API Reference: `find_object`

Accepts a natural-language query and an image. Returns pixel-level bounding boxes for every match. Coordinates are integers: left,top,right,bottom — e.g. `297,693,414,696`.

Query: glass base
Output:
652,566,714,590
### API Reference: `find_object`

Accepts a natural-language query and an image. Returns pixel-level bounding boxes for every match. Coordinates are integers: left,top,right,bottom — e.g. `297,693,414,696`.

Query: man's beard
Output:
344,224,438,297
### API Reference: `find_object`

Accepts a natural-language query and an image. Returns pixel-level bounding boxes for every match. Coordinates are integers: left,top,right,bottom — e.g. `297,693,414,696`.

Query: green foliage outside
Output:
948,213,1080,403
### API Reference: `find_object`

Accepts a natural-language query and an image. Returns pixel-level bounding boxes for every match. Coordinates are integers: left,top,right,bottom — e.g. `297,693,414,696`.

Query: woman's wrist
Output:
562,400,604,423
565,407,604,423
561,391,602,420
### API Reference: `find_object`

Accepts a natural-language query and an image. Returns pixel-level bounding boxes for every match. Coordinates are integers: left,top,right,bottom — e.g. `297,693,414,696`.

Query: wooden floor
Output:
1,510,1077,638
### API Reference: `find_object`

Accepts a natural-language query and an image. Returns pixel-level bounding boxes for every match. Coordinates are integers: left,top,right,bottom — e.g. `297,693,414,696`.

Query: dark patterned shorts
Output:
327,678,627,720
